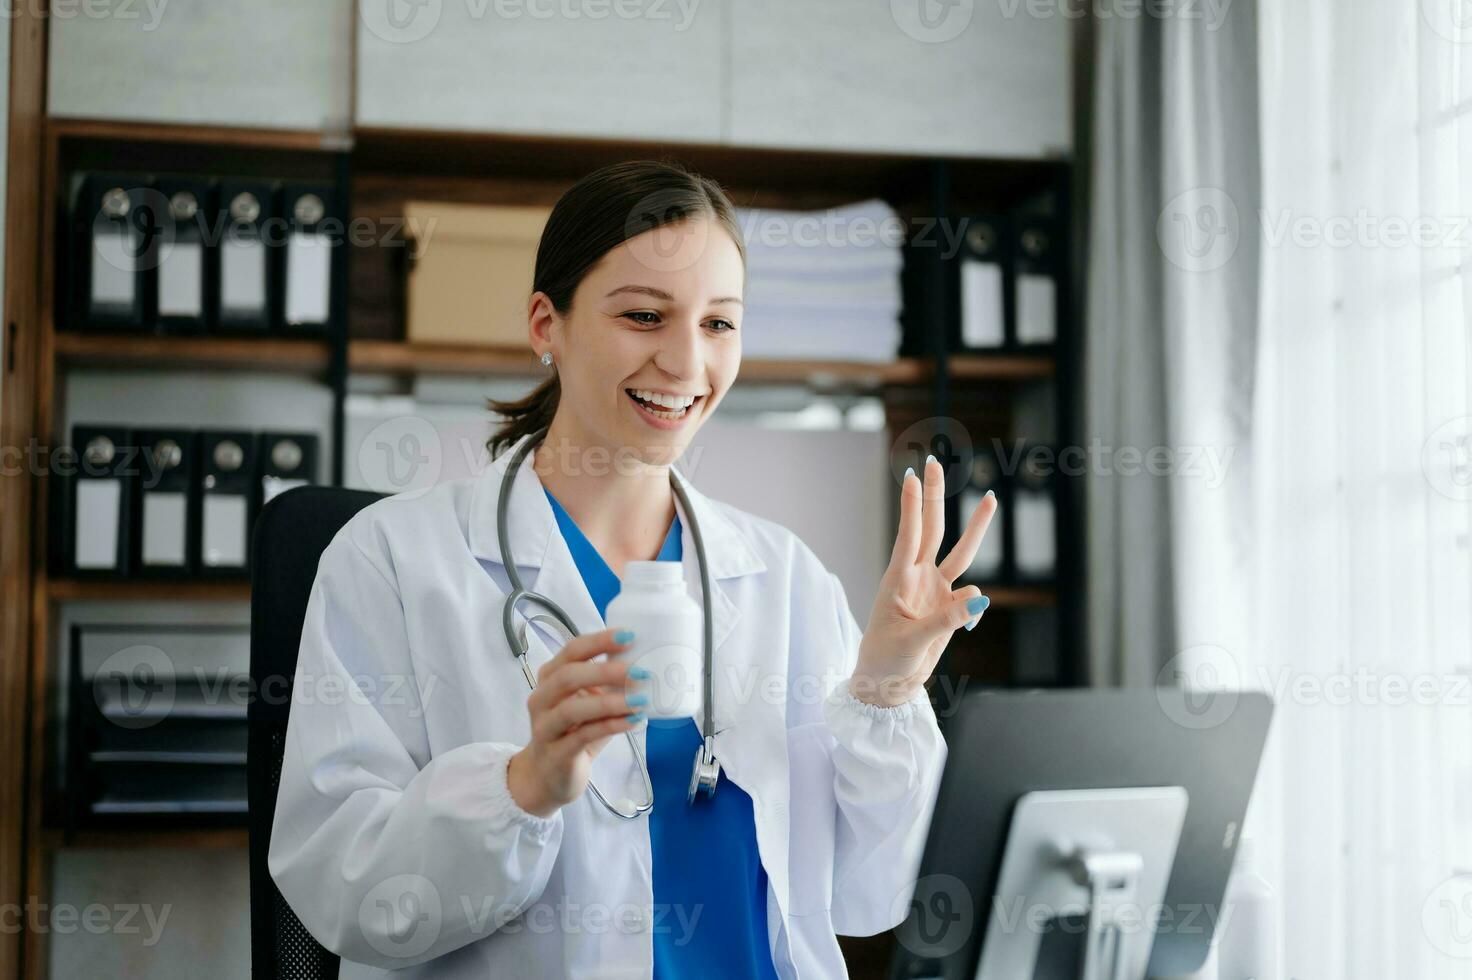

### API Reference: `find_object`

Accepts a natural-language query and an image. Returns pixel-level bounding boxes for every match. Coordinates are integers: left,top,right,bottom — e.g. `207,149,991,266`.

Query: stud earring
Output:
540,351,553,367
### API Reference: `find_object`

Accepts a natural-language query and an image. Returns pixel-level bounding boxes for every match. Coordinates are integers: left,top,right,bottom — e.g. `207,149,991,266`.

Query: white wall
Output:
48,0,1072,158
687,420,891,623
727,0,1072,156
48,0,353,131
356,0,726,142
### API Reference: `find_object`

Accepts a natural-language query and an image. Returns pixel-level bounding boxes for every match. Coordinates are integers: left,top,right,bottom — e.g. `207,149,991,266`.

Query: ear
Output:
527,291,561,353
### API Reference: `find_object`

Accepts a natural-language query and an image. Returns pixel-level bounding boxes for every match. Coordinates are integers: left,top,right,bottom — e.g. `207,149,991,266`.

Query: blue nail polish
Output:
926,454,936,466
628,666,652,680
626,693,649,708
965,616,980,631
614,629,635,644
967,595,990,616
626,712,646,724
904,466,915,481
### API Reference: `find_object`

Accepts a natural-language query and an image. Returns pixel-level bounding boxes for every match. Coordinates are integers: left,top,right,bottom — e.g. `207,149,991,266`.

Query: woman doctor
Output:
268,160,998,979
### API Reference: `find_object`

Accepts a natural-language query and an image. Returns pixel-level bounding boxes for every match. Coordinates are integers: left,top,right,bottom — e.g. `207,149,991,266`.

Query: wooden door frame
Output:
1,6,46,979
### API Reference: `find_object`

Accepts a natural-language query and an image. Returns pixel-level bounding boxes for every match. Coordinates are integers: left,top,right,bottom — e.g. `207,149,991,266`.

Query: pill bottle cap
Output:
623,560,684,590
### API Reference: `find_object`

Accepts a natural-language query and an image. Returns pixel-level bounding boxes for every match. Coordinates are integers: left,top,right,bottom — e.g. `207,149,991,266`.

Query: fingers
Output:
937,490,998,582
557,713,640,753
536,627,632,685
916,455,946,567
530,658,636,711
535,687,643,744
906,585,988,644
888,466,922,569
530,628,647,744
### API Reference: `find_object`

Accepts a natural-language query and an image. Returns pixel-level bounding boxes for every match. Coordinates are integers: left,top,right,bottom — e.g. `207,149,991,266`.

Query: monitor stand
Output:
976,787,1189,980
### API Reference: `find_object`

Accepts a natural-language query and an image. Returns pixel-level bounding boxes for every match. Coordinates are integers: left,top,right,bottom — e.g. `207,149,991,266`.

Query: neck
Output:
530,421,677,571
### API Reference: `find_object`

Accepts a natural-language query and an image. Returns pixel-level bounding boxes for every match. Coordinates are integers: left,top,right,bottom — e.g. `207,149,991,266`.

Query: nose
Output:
652,315,704,383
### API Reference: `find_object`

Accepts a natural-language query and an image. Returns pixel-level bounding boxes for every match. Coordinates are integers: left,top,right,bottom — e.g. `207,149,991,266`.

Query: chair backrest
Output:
248,485,385,980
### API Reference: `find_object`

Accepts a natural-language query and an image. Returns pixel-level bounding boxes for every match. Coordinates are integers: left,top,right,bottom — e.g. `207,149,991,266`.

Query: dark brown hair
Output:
485,159,746,460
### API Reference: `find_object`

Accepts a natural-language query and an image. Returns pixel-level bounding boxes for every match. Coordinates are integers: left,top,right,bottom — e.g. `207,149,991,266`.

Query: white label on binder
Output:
1016,273,1057,345
220,236,267,315
202,495,248,568
90,227,138,307
75,479,123,569
963,488,1004,577
158,240,203,318
262,476,309,505
141,492,188,567
961,258,1005,348
1014,488,1057,576
285,230,332,326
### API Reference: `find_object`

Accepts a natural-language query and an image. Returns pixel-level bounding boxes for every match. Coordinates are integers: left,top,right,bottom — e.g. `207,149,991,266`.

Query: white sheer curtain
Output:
1089,0,1472,973
1251,0,1472,976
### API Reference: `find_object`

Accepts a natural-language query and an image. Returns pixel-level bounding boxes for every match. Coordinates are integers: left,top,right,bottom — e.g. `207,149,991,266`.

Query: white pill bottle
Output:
606,560,702,719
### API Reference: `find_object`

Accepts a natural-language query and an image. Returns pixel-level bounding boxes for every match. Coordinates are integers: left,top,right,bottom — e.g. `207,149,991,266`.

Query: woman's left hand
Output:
850,454,999,708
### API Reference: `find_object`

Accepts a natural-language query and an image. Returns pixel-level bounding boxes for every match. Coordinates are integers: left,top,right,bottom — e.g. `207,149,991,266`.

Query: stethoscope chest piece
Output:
688,735,720,804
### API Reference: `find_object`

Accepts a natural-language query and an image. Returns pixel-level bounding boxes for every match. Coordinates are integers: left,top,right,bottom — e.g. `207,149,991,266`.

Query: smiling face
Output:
531,215,744,466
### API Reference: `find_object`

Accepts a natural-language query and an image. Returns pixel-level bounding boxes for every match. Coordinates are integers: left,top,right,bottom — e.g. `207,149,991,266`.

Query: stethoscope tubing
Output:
496,428,718,819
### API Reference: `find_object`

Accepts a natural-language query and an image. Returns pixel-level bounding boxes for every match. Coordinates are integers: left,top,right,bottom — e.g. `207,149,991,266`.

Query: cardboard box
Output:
404,201,551,347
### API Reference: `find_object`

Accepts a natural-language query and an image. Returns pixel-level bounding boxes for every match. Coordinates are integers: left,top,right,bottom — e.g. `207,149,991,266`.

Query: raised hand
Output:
850,455,999,707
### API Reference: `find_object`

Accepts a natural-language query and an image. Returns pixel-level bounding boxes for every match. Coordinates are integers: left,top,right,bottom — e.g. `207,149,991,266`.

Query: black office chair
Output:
248,485,385,980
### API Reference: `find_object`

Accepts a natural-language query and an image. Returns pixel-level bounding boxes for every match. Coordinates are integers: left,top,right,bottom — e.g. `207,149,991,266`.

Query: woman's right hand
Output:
506,627,646,818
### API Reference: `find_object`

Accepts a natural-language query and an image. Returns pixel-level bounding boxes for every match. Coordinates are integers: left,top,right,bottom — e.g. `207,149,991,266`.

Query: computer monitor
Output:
888,688,1274,980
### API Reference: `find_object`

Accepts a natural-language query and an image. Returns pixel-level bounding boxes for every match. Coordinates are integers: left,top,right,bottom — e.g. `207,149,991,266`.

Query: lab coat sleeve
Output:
267,530,563,970
819,570,948,937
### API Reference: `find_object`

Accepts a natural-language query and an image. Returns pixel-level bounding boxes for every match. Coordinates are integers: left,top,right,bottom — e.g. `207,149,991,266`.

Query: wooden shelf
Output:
55,332,332,375
47,578,250,603
49,116,349,153
975,586,1058,608
352,126,1064,211
950,353,1054,381
348,340,1052,386
43,827,248,851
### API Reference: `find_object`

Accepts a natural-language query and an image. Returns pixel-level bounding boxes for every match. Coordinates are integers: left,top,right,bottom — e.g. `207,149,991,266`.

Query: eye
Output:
623,311,660,325
706,318,737,333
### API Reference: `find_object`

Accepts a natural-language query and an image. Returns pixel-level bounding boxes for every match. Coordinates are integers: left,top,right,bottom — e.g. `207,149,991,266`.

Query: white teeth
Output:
628,389,692,420
629,388,696,409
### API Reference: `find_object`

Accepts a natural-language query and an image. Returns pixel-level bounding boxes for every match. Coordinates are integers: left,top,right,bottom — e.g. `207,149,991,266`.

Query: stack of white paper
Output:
734,199,904,363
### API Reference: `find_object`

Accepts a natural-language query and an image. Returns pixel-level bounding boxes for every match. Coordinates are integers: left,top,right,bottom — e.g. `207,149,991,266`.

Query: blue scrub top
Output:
543,487,780,979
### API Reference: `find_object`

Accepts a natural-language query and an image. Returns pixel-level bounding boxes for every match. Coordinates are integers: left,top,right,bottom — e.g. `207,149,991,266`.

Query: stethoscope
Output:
497,427,721,819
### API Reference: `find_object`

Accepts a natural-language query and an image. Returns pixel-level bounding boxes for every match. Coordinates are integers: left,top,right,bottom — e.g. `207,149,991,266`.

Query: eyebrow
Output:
605,284,743,306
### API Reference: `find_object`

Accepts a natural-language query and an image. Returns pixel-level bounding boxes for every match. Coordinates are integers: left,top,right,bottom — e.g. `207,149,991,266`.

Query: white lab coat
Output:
268,431,948,979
